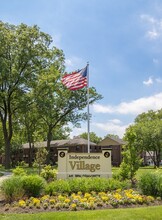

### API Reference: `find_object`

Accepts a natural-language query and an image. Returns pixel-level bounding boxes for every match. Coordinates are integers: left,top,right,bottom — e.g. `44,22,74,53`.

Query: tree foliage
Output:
33,146,48,175
119,126,142,185
0,21,102,168
79,132,102,144
124,109,162,168
0,21,56,168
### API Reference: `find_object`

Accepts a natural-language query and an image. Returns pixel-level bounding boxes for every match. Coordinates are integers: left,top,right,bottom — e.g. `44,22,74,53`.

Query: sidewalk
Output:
0,172,12,186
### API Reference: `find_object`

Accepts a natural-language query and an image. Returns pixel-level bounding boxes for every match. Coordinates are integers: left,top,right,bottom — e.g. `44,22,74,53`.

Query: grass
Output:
0,206,162,220
0,165,57,175
112,166,162,179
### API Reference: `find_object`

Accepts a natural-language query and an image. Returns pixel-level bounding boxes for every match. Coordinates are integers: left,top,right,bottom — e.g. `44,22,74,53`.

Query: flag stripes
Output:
62,66,87,91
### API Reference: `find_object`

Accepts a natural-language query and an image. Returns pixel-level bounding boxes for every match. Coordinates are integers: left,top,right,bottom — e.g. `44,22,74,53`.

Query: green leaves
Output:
124,109,162,168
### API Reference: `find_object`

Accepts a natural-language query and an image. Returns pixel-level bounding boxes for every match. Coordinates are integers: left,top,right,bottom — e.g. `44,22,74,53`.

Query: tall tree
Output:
34,69,102,163
0,21,59,168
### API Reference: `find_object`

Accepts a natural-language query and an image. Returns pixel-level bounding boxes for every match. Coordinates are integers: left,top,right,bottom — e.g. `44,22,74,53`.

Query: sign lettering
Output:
69,161,100,172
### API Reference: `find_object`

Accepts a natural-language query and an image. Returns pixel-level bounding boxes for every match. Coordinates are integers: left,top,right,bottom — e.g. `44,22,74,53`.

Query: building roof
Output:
22,137,96,149
98,136,126,146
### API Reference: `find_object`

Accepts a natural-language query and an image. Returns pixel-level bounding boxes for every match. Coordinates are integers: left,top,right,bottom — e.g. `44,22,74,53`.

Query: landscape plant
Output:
45,177,129,195
2,189,156,213
1,177,24,202
119,126,142,185
12,167,27,176
33,147,48,174
21,175,46,197
138,171,162,198
40,165,57,182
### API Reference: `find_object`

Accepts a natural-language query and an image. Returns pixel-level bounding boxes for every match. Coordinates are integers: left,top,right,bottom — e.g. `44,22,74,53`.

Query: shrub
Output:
45,179,70,195
138,172,158,196
45,177,129,195
40,165,57,182
22,175,46,197
68,178,88,193
12,166,27,176
1,176,24,202
17,161,28,167
156,173,162,198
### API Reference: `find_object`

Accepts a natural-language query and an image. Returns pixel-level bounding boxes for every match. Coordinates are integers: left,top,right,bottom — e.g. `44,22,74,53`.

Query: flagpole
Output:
87,62,90,153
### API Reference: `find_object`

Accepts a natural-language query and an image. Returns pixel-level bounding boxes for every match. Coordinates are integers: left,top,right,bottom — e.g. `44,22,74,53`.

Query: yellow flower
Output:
32,198,40,206
71,193,76,198
73,195,81,201
113,193,122,200
98,192,106,197
41,195,49,201
58,195,65,202
88,197,96,202
49,199,56,204
84,193,91,199
81,198,87,203
18,200,26,208
70,203,77,210
101,196,109,202
65,198,71,204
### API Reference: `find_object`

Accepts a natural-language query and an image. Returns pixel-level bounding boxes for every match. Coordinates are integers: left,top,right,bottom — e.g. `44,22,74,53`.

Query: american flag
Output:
61,66,87,91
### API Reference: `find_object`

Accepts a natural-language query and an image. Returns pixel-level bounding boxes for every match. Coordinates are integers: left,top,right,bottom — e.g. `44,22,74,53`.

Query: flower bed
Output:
1,189,161,213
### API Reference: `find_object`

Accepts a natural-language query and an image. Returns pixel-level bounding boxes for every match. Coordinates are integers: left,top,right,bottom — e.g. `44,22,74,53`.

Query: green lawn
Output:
112,166,162,179
1,165,162,175
1,206,162,220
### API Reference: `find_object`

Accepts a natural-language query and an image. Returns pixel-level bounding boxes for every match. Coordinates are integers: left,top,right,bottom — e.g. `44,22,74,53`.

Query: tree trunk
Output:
27,130,33,167
28,141,33,167
156,150,161,168
46,127,52,164
0,98,13,169
2,120,11,169
4,138,11,169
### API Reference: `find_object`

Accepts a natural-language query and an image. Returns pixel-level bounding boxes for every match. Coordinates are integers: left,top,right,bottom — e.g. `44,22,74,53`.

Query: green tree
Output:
0,21,60,168
79,132,102,144
120,126,142,185
33,146,48,175
125,109,162,168
104,134,119,139
34,69,102,163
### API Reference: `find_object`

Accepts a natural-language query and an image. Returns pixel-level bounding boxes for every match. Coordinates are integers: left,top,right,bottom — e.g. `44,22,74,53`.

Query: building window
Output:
76,146,80,151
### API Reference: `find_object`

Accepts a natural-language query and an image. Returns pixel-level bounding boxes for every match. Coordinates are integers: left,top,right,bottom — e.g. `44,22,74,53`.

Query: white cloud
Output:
65,59,73,67
147,30,159,39
93,121,129,138
109,119,122,124
143,76,153,86
140,14,162,40
156,78,162,83
69,126,86,139
93,92,162,115
65,56,84,72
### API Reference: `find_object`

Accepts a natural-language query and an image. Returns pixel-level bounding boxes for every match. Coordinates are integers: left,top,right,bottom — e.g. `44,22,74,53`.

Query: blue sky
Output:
1,0,162,138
